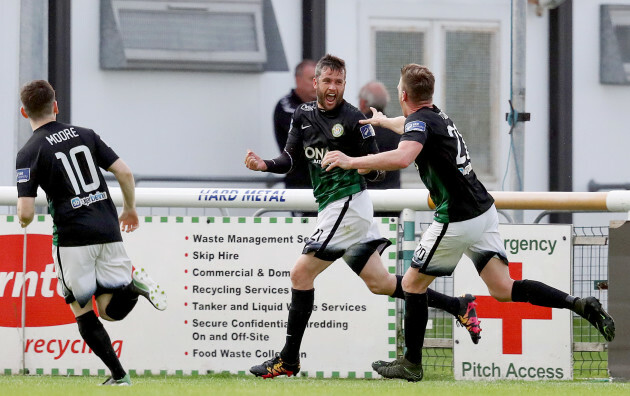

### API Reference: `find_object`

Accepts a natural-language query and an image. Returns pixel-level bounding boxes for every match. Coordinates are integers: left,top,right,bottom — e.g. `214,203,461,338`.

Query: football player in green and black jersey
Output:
322,63,615,381
245,55,482,379
16,80,166,386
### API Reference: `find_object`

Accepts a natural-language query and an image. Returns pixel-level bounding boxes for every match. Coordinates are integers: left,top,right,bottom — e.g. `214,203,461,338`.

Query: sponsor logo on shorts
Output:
405,120,427,133
70,191,108,209
332,124,344,137
16,168,30,183
360,124,375,139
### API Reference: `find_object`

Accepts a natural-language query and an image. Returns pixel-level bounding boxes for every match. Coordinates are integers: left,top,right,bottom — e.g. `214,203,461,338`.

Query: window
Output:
101,0,269,72
371,20,500,184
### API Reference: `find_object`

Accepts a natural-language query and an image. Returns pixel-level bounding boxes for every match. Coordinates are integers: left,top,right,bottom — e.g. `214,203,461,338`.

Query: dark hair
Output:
295,59,316,77
315,54,346,79
20,80,56,120
400,64,434,103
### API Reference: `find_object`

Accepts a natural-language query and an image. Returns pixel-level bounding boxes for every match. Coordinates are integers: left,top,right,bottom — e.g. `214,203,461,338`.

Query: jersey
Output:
16,121,122,247
400,105,494,223
286,100,379,211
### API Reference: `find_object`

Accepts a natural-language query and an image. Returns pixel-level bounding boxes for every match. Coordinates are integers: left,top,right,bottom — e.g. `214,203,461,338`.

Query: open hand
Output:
119,209,139,233
358,107,386,127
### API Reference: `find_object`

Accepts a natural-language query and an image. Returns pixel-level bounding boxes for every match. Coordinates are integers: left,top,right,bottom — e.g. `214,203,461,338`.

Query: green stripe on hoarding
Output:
145,217,152,222
364,372,372,379
388,297,394,302
98,369,105,376
67,369,74,375
389,351,396,358
347,371,356,378
144,370,151,376
36,368,43,375
388,309,396,316
270,218,277,223
316,371,324,378
52,368,60,375
389,238,396,245
390,223,396,231
208,217,215,223
301,217,309,223
381,217,389,223
254,218,261,223
285,218,293,223
160,370,167,376
38,215,45,222
192,217,199,223
191,370,199,376
176,217,183,223
238,217,246,223
7,216,14,222
4,369,11,375
332,371,340,378
389,252,396,260
222,217,230,223
388,266,395,273
389,337,396,344
389,323,395,330
82,369,90,376
176,370,183,376
161,217,168,223
238,371,246,376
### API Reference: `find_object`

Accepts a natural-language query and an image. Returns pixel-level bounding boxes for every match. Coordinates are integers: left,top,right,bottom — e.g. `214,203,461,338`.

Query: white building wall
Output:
573,1,630,227
0,2,22,187
70,0,302,182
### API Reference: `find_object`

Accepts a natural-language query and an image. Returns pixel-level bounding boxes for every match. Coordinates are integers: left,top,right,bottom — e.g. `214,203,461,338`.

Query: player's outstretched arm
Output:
359,107,406,135
108,158,139,233
244,150,268,172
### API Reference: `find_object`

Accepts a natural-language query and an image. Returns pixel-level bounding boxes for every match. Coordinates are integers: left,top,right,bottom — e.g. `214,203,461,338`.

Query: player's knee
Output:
488,281,513,302
364,277,389,295
290,268,312,289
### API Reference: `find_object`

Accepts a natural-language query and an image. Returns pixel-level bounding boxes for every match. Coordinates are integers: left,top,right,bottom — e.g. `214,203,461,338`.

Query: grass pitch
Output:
1,373,629,396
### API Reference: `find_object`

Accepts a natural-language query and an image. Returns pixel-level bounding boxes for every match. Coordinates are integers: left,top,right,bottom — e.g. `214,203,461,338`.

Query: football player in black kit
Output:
16,80,167,386
322,64,615,381
245,55,481,379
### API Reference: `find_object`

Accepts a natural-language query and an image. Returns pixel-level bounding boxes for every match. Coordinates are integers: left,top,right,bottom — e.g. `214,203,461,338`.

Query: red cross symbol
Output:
475,262,552,354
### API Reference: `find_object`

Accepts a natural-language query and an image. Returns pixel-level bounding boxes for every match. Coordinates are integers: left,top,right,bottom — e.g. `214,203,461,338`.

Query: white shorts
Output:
411,205,508,276
303,190,390,270
53,242,133,307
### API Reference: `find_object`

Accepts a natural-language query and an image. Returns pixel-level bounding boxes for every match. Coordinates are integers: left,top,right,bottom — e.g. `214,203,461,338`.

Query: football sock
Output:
76,311,126,380
511,279,577,309
105,283,139,320
403,292,428,365
280,288,314,363
390,276,459,316
391,275,405,299
426,288,460,316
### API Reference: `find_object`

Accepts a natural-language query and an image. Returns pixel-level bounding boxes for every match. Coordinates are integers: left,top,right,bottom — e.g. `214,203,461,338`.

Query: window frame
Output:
367,17,501,186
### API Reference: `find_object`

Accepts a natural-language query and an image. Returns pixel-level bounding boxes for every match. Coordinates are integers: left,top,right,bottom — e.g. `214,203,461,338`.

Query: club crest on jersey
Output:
332,124,344,137
405,120,427,133
360,124,375,139
16,168,30,183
